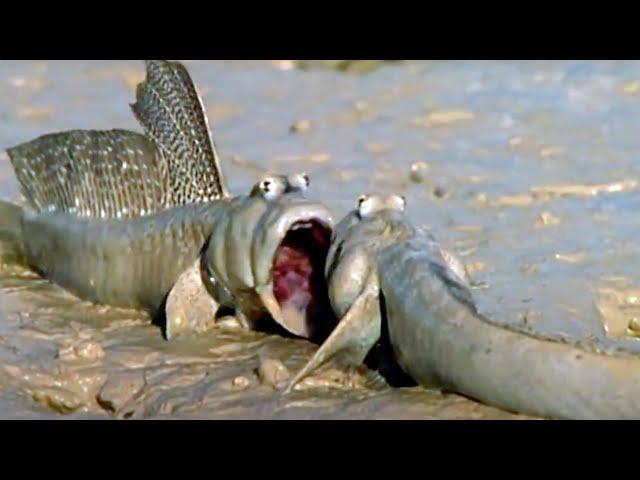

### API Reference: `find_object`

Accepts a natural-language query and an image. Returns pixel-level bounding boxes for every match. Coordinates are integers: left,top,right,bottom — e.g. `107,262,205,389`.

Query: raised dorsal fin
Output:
131,60,228,204
6,60,230,219
7,129,169,218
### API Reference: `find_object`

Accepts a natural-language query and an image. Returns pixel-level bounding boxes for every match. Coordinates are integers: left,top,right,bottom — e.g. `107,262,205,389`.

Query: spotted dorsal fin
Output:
131,60,228,204
7,129,169,218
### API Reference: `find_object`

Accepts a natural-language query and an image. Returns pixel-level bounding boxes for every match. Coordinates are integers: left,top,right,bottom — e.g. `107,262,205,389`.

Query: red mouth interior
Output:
273,220,334,339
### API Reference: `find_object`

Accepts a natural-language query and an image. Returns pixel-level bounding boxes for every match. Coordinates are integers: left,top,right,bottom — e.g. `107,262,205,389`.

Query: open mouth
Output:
272,220,334,339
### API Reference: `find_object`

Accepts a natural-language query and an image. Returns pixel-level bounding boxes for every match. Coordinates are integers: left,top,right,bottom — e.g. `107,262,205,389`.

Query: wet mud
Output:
3,60,640,418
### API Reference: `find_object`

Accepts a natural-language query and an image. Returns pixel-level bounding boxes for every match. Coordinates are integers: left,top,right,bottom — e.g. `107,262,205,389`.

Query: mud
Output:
2,60,640,419
0,263,524,419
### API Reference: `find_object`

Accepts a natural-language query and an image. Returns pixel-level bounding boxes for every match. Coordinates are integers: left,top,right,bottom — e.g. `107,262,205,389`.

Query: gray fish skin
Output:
290,195,640,419
380,233,640,420
16,201,224,313
3,187,333,336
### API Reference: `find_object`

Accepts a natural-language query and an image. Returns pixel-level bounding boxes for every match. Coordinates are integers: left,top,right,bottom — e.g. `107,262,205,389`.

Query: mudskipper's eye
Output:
289,172,310,192
357,195,373,218
256,176,286,201
357,194,406,218
388,194,407,212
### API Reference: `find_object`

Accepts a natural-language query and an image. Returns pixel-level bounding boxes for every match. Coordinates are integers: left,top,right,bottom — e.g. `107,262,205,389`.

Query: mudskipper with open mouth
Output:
0,60,335,341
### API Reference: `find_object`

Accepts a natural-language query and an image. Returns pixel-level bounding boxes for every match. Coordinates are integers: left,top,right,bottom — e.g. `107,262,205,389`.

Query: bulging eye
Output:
288,172,310,192
252,175,286,200
357,194,406,218
357,194,373,218
388,195,407,211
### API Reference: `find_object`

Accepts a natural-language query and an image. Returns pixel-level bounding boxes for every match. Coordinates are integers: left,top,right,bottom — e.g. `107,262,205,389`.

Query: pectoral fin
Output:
165,259,219,340
439,247,471,286
285,278,381,393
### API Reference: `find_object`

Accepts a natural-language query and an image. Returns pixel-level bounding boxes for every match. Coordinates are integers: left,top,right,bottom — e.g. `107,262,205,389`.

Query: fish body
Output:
13,201,220,313
380,230,640,419
0,60,335,339
289,195,640,419
6,190,332,325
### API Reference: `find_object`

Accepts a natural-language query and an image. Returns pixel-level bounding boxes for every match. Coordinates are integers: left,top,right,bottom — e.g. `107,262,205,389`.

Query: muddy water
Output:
2,60,640,419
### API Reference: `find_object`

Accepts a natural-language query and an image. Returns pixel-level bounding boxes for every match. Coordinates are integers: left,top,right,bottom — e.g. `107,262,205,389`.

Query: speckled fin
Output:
285,278,382,393
131,60,228,204
7,129,169,218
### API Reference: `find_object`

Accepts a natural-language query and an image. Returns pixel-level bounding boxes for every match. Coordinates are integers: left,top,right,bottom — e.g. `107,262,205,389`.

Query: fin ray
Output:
285,277,381,393
7,129,168,218
131,60,228,204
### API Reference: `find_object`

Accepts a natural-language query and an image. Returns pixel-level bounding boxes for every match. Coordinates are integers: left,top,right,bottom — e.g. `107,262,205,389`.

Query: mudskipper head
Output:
285,193,410,392
356,194,406,218
204,172,334,340
325,194,409,318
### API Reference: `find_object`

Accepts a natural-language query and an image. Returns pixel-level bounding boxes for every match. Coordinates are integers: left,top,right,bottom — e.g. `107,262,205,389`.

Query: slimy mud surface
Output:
0,263,524,419
3,60,640,419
